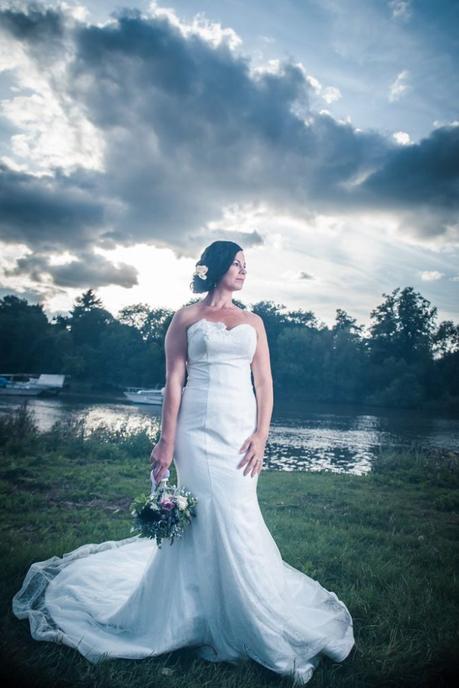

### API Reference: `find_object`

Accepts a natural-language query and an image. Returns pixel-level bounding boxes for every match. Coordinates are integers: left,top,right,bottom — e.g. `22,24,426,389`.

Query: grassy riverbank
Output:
1,405,458,688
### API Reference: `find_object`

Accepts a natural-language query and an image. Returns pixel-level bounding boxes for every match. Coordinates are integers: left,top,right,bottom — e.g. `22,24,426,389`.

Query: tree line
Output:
0,287,458,410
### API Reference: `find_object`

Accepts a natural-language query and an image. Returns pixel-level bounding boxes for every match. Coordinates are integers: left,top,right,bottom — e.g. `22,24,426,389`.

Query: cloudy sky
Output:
0,0,458,327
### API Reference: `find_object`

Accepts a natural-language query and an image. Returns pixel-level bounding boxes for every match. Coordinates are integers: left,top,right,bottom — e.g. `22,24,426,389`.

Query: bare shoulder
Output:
169,304,202,329
245,311,266,339
247,312,265,328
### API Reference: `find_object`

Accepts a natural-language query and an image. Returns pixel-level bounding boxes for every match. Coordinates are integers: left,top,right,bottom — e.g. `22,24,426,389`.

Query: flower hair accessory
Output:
194,264,208,280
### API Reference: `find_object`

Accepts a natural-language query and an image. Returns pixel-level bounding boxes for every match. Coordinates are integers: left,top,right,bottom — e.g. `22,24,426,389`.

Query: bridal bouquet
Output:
130,469,198,548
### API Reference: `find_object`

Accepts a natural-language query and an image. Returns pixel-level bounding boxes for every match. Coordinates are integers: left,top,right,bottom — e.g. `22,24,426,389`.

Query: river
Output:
1,395,457,475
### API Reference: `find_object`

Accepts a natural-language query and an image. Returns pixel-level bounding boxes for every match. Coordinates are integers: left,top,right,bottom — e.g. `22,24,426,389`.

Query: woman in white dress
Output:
12,240,355,685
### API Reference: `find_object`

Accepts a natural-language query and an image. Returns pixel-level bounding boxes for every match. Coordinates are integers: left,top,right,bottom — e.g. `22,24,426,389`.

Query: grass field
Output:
0,404,458,688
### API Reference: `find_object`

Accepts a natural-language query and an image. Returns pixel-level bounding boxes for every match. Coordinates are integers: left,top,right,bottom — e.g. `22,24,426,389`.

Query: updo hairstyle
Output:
190,240,243,294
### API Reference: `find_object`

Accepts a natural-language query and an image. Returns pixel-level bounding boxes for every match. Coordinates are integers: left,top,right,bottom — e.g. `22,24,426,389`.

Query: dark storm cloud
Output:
0,284,63,302
359,124,459,239
0,3,458,290
66,11,316,246
4,250,138,288
362,124,459,207
0,165,105,251
0,2,65,65
0,3,63,42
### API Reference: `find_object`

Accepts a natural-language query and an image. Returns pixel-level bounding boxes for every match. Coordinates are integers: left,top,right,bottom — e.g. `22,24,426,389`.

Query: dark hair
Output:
190,240,243,294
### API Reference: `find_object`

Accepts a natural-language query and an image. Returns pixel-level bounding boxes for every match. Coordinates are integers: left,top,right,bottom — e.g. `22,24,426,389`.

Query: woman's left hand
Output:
237,431,267,477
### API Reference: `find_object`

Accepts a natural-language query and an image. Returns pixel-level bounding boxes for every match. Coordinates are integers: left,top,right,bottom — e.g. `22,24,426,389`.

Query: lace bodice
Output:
185,318,257,392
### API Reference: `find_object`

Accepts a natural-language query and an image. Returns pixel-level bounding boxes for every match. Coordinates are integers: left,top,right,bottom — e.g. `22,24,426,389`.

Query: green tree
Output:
365,287,439,408
367,287,437,365
70,289,115,348
277,326,330,399
0,295,50,372
118,304,174,343
324,309,367,402
433,320,459,357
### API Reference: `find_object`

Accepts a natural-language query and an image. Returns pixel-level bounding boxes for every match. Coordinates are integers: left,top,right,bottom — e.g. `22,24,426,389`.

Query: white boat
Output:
35,374,66,391
123,387,165,405
0,373,66,397
0,380,43,396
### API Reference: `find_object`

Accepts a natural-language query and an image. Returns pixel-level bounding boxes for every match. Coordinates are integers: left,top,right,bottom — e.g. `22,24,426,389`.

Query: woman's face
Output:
223,250,247,291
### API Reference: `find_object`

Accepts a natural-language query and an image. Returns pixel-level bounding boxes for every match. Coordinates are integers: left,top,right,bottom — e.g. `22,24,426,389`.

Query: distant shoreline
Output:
9,387,457,416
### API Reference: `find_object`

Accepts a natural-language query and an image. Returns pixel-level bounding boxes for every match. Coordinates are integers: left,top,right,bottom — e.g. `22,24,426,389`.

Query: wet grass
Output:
0,403,458,688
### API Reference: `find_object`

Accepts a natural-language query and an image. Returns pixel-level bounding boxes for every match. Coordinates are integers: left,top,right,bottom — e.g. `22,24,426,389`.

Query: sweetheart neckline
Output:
187,317,257,337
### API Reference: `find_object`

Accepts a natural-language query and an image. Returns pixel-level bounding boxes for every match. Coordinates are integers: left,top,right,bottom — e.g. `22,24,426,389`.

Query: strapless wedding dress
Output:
12,317,355,685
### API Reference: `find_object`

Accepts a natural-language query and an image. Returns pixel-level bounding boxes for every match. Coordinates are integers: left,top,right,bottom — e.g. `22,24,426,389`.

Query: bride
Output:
12,239,355,685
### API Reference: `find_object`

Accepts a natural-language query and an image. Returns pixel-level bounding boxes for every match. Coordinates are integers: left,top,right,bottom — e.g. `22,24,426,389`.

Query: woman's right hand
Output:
150,437,174,485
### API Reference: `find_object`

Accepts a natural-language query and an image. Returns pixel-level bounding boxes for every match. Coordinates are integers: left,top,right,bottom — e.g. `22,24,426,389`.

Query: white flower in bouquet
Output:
176,495,188,511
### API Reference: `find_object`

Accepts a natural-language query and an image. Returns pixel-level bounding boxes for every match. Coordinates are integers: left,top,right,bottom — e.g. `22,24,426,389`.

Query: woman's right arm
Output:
150,311,187,483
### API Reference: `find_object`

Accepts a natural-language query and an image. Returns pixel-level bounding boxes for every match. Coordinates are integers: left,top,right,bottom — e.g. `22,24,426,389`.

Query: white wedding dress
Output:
12,317,355,685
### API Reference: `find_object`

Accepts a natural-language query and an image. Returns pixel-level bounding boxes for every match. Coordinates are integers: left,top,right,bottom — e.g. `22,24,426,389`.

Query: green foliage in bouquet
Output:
130,480,198,548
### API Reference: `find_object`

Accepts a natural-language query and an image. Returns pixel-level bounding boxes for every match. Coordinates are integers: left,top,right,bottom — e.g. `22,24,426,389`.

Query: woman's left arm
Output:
237,315,273,477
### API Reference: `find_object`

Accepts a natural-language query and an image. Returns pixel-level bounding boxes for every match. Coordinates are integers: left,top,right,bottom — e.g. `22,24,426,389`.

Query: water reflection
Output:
266,424,375,475
1,396,457,475
0,398,162,435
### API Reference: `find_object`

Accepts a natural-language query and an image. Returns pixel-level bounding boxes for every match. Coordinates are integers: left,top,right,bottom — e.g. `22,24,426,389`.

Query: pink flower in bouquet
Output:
159,497,175,511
